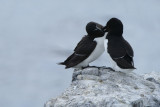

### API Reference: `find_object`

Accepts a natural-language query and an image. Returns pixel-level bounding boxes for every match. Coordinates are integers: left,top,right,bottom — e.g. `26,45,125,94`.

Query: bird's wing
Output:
108,37,135,69
63,36,97,68
122,38,134,57
113,54,135,69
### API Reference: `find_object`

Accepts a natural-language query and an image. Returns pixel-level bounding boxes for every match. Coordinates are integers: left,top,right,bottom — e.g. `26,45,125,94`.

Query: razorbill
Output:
59,22,106,69
103,18,136,73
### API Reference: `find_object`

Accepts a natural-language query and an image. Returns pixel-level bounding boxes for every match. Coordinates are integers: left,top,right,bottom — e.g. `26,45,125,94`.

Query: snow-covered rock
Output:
45,67,160,107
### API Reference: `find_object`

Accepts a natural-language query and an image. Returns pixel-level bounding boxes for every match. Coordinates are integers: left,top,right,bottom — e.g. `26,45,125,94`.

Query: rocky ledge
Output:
45,67,160,107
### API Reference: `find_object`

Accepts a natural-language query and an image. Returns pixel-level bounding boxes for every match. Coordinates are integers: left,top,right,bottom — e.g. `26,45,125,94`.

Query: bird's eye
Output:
95,25,101,30
94,29,98,31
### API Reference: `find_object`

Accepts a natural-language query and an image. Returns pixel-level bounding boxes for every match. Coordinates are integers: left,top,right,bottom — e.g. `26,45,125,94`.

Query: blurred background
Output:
0,0,160,107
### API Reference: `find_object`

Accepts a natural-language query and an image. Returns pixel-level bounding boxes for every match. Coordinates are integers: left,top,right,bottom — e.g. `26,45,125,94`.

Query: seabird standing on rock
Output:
103,18,136,72
59,22,106,69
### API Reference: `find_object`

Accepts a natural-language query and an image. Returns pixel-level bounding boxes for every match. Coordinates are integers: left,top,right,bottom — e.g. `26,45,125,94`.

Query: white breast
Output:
104,39,134,73
75,35,106,68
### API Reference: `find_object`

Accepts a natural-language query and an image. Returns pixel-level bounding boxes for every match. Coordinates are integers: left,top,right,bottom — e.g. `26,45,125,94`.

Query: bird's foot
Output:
82,66,115,71
87,66,102,70
100,66,115,71
81,65,90,69
82,66,101,70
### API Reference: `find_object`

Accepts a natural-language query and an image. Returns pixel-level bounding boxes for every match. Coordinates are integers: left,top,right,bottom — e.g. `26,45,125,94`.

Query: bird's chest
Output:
86,39,105,62
104,39,117,67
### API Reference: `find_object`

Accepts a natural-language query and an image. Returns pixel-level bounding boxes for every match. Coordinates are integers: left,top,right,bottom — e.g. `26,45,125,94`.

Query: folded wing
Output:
61,36,97,68
108,37,135,69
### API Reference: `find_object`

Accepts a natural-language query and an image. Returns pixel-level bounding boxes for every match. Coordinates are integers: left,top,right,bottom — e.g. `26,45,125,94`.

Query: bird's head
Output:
103,18,123,34
86,22,105,39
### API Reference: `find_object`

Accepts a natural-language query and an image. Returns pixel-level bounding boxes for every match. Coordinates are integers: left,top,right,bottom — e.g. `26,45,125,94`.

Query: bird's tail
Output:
57,62,65,65
57,62,70,69
133,67,136,69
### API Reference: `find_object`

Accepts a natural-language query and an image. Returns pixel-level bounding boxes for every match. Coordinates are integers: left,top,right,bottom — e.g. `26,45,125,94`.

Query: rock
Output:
143,71,160,85
45,68,160,107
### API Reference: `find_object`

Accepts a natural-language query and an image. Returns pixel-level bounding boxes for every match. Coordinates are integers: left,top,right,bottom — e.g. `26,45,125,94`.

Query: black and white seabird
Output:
103,18,136,72
59,22,106,69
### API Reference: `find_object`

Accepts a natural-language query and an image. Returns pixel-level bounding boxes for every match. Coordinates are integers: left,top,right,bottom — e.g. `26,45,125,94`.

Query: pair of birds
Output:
59,18,135,72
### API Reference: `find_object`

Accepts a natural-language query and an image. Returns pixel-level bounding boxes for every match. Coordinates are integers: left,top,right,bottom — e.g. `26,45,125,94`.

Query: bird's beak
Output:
103,26,108,32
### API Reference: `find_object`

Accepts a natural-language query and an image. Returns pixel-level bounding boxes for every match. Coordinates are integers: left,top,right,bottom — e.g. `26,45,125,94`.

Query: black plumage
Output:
59,36,97,68
59,22,104,68
104,18,135,69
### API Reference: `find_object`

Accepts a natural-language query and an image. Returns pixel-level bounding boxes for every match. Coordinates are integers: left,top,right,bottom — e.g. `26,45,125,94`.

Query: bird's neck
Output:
107,31,123,39
87,35,95,40
109,29,123,35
